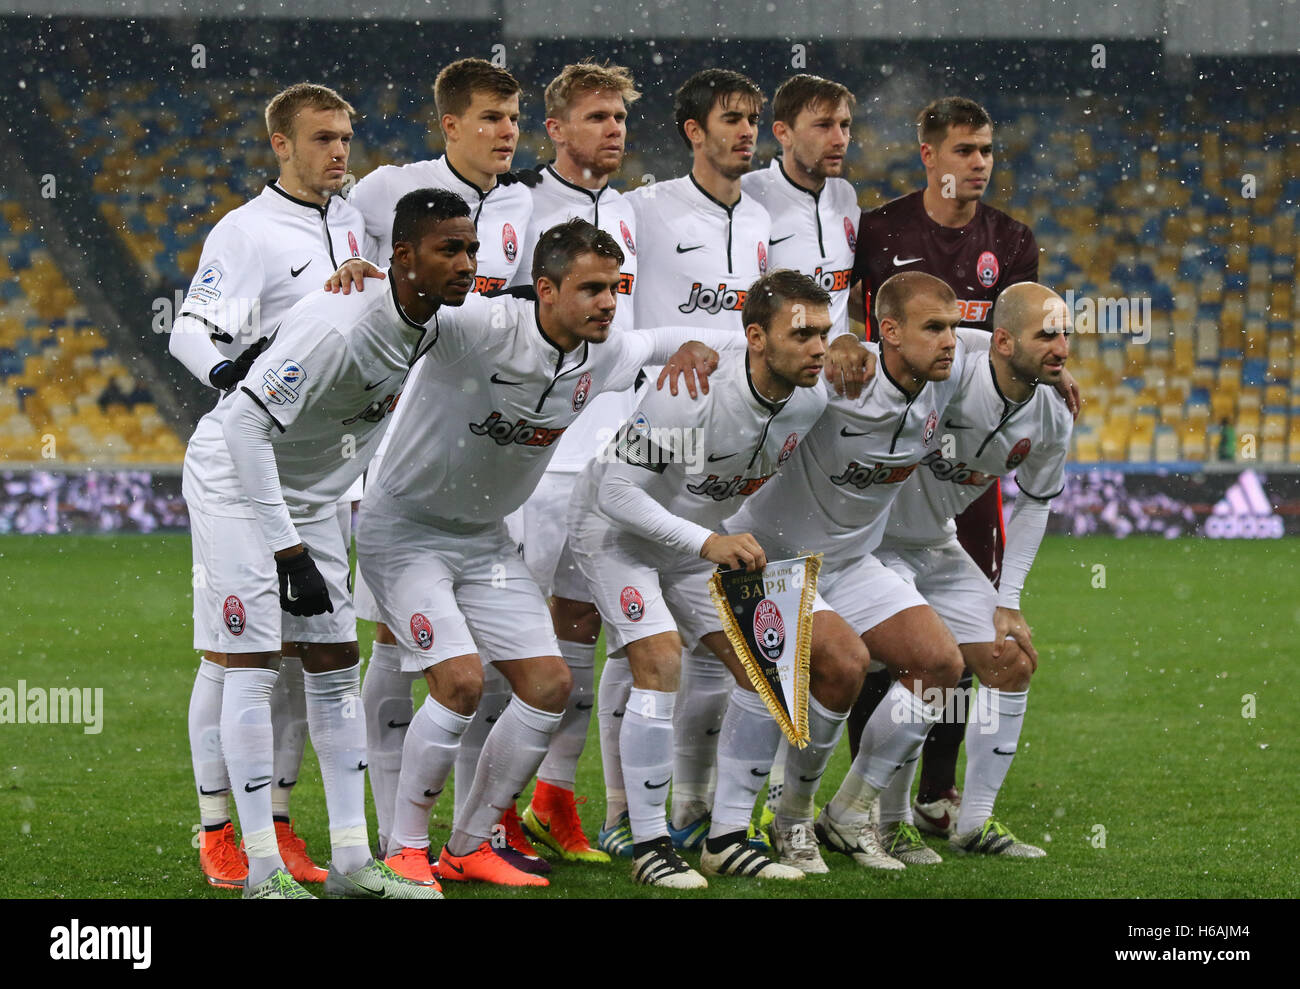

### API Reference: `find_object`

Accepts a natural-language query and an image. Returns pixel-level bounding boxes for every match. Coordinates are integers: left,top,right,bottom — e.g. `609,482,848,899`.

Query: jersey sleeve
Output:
420,293,502,367
347,168,396,247
179,219,267,342
996,494,1050,611
1013,413,1071,503
169,314,229,386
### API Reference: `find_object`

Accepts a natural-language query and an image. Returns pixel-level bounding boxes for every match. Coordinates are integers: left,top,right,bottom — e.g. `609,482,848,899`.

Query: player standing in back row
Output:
624,68,772,852
848,97,1040,835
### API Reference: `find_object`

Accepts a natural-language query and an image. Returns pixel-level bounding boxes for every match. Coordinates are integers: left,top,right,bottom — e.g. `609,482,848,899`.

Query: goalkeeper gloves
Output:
276,547,334,617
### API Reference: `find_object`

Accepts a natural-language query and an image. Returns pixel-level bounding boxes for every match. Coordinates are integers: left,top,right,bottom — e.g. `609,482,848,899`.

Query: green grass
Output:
1,534,1296,898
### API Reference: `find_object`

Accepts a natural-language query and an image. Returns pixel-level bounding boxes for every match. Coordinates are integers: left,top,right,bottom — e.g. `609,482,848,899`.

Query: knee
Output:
435,662,484,715
983,643,1033,692
899,644,963,689
812,636,869,704
513,657,572,713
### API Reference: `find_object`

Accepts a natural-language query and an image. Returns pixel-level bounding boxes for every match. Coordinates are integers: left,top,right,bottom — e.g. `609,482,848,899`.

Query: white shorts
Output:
356,506,559,673
816,551,929,639
352,456,383,623
510,471,588,601
569,508,831,657
875,538,997,644
189,504,357,653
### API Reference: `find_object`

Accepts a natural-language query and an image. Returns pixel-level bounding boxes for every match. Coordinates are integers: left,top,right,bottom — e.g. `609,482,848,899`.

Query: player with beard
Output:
624,68,773,853
170,83,374,890
489,61,643,864
847,98,1061,839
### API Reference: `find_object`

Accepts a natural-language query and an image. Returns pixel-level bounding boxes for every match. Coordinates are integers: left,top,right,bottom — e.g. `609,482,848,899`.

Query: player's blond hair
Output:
545,60,641,119
265,83,356,141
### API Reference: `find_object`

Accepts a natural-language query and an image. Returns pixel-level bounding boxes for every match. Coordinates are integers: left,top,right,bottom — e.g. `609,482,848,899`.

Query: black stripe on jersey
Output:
532,301,590,412
445,158,490,223
390,276,437,366
267,182,328,218
1017,483,1065,502
544,164,607,227
776,158,824,256
876,359,921,455
688,174,742,270
613,420,669,474
976,359,1032,458
177,311,233,342
240,385,286,434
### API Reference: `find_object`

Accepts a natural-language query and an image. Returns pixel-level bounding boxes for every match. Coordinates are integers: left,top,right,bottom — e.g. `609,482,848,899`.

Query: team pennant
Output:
709,555,821,748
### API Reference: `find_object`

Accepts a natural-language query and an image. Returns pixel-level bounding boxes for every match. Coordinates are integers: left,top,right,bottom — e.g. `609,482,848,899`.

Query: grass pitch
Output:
1,534,1296,899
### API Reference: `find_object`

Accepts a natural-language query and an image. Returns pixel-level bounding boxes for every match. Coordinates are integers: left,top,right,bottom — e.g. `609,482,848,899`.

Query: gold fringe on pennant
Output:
791,553,821,747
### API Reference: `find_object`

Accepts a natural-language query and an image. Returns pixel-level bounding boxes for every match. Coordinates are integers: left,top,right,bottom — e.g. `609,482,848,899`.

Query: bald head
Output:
875,270,956,324
992,282,1068,340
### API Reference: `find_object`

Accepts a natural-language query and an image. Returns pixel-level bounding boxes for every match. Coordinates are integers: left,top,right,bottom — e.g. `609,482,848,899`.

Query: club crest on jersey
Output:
977,251,999,288
410,613,434,651
1006,437,1032,470
572,372,592,413
620,586,645,622
843,216,857,251
502,223,518,264
348,231,360,258
778,432,799,466
923,410,938,445
620,220,636,256
262,359,306,406
753,599,786,660
757,241,768,273
223,595,246,637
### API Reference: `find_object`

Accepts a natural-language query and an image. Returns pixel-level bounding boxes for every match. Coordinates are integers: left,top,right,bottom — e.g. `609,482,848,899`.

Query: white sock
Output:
189,659,230,827
361,642,417,854
877,752,919,826
957,687,1028,835
448,696,563,855
778,694,847,827
270,655,307,819
222,666,282,885
766,741,788,811
829,681,939,826
598,655,634,826
669,643,730,828
622,687,675,845
391,697,472,850
303,662,370,874
453,666,511,825
709,686,780,838
537,640,596,790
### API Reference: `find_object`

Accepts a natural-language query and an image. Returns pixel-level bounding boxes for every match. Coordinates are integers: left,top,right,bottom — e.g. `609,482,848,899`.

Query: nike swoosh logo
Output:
244,778,271,792
357,761,368,771
286,583,299,603
750,768,768,778
675,244,704,253
352,876,386,895
444,859,465,875
705,727,721,736
644,778,671,789
277,778,296,789
387,719,411,729
423,788,442,798
290,261,312,277
992,747,1017,756
364,376,391,391
943,419,969,430
799,771,826,783
707,452,738,463
612,710,624,718
198,786,228,795
893,256,922,266
839,426,870,437
575,701,594,711
490,372,523,385
769,234,795,246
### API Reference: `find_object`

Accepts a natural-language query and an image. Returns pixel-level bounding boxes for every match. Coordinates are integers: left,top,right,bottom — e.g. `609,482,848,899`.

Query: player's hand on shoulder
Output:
209,336,270,391
1054,368,1080,420
274,545,334,617
326,257,385,295
993,606,1037,669
824,334,875,400
657,341,720,398
701,532,766,573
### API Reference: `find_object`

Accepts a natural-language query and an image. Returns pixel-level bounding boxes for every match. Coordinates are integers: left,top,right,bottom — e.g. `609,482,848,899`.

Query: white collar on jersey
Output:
544,163,611,203
265,181,333,219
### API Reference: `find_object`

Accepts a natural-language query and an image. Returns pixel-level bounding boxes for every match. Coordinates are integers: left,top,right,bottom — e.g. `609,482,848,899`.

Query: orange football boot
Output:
438,842,549,887
199,822,249,890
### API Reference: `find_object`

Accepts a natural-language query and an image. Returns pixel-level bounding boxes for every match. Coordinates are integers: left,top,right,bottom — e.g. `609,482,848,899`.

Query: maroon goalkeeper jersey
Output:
852,190,1038,339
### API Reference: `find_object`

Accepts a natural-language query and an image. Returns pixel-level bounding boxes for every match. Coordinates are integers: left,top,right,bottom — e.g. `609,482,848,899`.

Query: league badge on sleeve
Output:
186,265,224,306
261,359,307,406
709,555,821,747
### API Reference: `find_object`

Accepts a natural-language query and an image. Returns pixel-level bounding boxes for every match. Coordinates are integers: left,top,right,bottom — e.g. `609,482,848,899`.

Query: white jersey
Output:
885,355,1072,546
510,165,641,472
742,159,859,337
626,175,770,330
174,183,371,371
572,353,829,557
348,155,533,292
366,293,741,528
730,333,987,565
182,274,439,550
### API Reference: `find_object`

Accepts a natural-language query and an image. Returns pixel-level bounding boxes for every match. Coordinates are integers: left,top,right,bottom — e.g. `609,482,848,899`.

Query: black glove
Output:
496,164,544,188
276,547,334,617
209,336,270,391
